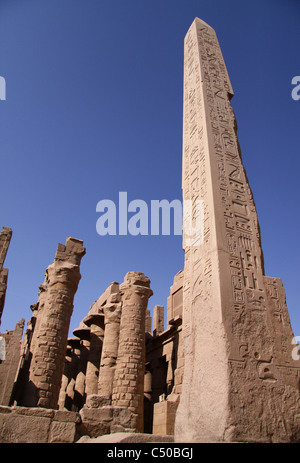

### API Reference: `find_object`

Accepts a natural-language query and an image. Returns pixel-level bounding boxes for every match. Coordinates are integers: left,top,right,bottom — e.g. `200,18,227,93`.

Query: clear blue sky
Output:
0,0,299,339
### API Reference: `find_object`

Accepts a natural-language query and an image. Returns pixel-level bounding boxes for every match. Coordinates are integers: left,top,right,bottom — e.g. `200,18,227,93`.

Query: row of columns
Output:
5,233,155,436
14,235,153,433
58,272,153,432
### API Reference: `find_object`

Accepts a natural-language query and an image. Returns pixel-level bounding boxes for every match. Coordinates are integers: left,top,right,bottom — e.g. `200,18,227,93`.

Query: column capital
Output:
103,301,122,324
120,271,153,298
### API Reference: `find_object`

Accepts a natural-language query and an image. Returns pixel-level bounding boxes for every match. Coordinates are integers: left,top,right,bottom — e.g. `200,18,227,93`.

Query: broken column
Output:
18,279,49,406
145,309,152,333
23,237,85,409
111,272,153,432
28,279,48,358
0,227,12,324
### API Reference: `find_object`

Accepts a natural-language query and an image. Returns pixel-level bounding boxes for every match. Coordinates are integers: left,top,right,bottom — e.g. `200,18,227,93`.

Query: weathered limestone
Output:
111,272,153,432
22,237,85,409
175,17,300,443
0,226,12,324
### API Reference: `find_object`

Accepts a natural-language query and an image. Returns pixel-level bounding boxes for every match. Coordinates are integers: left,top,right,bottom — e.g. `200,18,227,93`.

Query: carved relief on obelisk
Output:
175,18,300,443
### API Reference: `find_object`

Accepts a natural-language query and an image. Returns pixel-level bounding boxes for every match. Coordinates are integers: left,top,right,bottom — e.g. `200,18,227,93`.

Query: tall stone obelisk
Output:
175,18,300,443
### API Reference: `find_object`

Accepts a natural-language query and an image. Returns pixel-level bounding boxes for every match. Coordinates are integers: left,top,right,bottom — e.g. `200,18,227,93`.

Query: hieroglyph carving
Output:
176,18,300,443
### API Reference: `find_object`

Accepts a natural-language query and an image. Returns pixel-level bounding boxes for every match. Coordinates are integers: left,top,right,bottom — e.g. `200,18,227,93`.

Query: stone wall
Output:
0,405,80,443
146,310,183,435
166,271,183,327
152,395,179,435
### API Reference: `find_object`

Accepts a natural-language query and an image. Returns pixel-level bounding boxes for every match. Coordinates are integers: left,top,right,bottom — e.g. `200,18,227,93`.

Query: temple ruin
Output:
0,18,299,443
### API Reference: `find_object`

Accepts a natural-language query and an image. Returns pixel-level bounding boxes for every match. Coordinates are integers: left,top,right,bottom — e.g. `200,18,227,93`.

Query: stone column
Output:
0,318,25,405
144,365,153,434
111,272,153,432
0,269,8,325
0,226,12,324
73,322,90,411
144,367,152,402
64,337,81,411
0,227,12,270
24,237,85,409
20,279,49,406
58,344,73,410
29,280,48,356
97,293,122,401
145,309,152,333
153,305,164,336
84,315,104,396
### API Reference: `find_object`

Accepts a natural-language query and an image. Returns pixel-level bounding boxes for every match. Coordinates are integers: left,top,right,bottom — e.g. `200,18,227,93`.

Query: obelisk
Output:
175,18,300,443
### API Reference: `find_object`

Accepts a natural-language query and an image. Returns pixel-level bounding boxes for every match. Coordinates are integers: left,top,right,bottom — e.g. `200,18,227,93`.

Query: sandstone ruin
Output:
0,226,12,325
0,18,299,443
